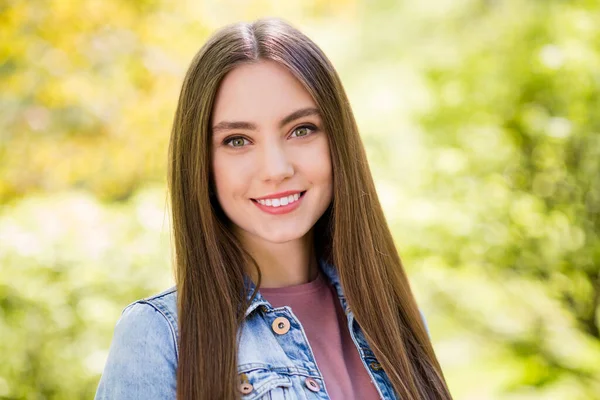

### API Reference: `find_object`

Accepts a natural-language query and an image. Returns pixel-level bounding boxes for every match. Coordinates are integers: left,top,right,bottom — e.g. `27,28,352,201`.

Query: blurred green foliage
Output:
1,0,599,399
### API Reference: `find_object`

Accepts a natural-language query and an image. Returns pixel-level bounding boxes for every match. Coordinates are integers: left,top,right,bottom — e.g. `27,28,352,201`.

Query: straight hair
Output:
167,17,453,400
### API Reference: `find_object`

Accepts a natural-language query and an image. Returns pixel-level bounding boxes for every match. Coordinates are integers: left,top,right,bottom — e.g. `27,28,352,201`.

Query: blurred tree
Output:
411,0,600,397
0,0,187,203
0,188,173,399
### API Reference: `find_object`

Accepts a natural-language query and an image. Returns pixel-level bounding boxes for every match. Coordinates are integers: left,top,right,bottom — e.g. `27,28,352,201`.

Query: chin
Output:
256,227,309,244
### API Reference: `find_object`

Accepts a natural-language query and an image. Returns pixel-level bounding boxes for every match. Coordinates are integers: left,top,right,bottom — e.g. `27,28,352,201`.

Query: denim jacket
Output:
95,260,424,399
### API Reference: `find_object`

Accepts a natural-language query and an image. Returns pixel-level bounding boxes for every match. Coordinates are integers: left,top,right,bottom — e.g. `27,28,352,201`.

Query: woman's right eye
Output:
224,136,250,148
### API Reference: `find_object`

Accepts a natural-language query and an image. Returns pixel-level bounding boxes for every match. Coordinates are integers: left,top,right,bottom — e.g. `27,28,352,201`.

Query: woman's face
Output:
211,60,333,245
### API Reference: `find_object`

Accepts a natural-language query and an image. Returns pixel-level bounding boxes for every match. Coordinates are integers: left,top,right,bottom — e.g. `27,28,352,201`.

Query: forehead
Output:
211,60,317,124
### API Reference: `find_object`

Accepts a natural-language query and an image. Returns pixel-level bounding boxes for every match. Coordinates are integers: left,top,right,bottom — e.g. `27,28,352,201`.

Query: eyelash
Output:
223,124,318,148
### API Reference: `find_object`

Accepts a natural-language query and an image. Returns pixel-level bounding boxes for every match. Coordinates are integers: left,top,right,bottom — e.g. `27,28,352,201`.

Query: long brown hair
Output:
167,17,452,400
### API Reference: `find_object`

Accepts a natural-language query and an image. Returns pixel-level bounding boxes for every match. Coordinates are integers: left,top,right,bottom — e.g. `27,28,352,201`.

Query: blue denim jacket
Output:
95,260,424,399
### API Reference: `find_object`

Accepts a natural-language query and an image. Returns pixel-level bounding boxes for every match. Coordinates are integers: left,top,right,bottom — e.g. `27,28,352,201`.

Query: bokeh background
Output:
1,0,599,398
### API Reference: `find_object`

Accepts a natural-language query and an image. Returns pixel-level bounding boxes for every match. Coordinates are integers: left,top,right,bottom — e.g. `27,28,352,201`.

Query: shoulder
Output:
120,286,179,352
95,287,179,400
121,286,179,353
130,286,179,342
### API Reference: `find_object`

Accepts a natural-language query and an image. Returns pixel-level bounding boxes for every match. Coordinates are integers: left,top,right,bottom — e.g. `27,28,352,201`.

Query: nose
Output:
259,140,294,183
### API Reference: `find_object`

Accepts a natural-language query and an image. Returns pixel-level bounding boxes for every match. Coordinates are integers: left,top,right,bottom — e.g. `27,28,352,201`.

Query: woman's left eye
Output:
291,125,317,138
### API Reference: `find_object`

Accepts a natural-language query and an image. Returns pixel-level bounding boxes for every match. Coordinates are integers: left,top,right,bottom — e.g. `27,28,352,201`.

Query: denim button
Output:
238,382,253,394
272,316,290,334
370,361,383,371
304,377,320,392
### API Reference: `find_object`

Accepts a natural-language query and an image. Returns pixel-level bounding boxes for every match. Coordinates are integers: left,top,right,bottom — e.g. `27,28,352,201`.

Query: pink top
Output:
259,270,381,400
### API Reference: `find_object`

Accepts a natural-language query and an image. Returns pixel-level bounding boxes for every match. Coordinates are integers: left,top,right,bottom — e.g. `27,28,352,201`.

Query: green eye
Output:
295,127,309,136
225,136,249,147
292,125,316,138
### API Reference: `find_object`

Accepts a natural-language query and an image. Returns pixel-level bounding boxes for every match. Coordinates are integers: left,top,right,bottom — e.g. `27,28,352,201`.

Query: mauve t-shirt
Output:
259,270,381,400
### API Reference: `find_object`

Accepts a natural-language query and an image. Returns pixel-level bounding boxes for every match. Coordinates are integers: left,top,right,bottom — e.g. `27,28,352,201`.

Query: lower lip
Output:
251,192,306,215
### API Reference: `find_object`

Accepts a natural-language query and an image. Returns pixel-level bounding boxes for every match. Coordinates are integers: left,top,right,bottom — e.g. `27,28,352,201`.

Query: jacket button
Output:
238,382,253,394
272,316,290,334
304,377,320,392
370,361,383,371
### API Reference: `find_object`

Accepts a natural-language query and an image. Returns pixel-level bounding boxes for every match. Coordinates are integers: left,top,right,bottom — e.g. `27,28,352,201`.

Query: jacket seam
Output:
137,300,179,362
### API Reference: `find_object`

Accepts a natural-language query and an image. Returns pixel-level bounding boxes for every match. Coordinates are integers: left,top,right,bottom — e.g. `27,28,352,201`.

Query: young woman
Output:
95,18,452,400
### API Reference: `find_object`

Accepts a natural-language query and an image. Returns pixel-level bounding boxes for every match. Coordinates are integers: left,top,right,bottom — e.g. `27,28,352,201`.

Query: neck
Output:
237,229,319,288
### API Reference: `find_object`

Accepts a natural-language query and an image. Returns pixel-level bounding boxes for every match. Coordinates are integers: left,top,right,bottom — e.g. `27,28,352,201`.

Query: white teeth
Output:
256,192,303,208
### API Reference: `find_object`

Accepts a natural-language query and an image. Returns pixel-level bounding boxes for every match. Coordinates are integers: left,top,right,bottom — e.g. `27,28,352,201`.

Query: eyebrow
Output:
211,107,321,135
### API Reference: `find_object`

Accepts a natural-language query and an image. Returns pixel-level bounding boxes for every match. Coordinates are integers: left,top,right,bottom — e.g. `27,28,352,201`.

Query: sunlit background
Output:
1,0,599,399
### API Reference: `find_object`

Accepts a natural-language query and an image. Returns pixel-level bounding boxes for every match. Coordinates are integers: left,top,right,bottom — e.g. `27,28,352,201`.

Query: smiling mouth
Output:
251,191,307,207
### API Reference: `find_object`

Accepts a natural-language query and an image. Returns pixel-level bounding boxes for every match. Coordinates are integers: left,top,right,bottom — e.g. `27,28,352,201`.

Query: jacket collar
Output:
243,258,349,318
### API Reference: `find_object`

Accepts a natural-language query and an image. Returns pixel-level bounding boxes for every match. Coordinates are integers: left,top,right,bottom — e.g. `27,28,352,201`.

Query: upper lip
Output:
252,190,305,201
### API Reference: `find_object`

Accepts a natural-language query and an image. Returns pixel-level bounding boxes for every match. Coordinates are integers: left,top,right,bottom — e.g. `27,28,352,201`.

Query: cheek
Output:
309,139,333,184
212,155,227,194
213,154,243,199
